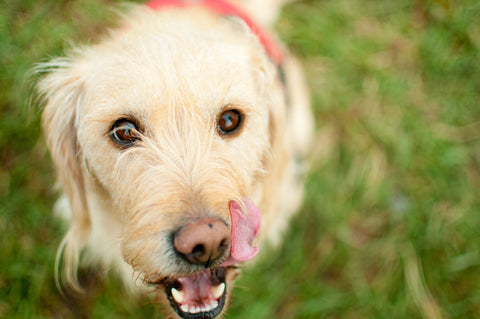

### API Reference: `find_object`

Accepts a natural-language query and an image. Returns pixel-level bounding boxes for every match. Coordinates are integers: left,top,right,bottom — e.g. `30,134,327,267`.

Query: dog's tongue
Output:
221,198,261,266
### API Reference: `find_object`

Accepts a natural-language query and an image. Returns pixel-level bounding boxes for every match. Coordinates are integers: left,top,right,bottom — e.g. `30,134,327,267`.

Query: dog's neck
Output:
146,0,284,66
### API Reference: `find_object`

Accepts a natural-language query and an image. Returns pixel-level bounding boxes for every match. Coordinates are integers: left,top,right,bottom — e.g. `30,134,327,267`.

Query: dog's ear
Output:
37,58,91,291
248,39,285,151
225,16,283,143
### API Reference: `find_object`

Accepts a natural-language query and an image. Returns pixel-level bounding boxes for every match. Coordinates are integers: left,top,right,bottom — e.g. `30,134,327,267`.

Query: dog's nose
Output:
174,219,231,267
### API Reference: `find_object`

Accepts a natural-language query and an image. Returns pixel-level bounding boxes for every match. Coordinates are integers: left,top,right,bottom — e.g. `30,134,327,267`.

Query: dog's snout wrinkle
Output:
174,219,231,267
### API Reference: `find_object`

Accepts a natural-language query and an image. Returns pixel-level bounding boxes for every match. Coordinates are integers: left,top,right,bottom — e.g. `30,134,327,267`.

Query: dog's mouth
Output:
152,267,230,319
148,198,261,318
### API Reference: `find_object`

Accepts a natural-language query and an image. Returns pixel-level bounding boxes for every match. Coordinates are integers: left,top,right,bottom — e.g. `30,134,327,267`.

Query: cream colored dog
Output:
37,0,312,318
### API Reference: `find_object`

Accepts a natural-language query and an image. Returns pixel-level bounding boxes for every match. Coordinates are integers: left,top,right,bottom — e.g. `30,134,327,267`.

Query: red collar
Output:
146,0,284,66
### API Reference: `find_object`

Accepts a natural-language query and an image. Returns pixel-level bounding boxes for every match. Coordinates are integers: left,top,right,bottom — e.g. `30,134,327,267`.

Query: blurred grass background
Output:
1,0,479,318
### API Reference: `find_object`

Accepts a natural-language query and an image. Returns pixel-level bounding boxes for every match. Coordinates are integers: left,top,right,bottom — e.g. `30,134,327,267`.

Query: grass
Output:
1,0,479,318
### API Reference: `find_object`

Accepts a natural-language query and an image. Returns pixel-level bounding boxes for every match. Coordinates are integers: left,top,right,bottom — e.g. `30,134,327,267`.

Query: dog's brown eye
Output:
218,109,242,135
110,119,140,146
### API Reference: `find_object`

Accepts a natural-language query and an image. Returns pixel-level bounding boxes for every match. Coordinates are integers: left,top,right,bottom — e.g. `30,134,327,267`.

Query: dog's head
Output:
38,6,286,318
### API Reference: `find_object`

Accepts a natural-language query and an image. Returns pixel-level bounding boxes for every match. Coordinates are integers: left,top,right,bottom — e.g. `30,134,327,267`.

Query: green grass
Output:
1,0,479,318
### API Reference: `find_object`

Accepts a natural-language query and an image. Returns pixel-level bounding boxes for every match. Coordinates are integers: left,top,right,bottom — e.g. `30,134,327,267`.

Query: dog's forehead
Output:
81,33,265,122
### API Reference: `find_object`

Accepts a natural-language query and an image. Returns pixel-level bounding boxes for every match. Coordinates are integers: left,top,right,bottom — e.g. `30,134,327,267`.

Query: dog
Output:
37,0,313,317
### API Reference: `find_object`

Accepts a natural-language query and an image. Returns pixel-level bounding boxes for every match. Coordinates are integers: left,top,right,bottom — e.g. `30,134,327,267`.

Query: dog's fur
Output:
37,0,312,317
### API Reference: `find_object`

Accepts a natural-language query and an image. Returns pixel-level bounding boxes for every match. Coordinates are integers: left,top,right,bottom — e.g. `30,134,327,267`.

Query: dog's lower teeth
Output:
180,301,219,314
210,300,219,310
211,283,225,299
171,287,184,303
174,282,223,315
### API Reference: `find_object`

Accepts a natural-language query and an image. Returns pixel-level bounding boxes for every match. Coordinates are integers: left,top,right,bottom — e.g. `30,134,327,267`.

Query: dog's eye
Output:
110,119,141,146
218,109,242,135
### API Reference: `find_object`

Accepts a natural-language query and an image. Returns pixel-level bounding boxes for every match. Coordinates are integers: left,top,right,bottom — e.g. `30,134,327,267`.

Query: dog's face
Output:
39,8,284,319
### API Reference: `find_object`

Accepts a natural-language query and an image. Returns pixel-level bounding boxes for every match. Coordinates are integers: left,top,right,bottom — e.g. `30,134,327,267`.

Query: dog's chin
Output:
150,266,237,319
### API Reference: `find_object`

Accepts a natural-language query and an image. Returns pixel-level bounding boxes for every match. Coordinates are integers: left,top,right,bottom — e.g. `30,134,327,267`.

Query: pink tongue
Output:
221,198,261,266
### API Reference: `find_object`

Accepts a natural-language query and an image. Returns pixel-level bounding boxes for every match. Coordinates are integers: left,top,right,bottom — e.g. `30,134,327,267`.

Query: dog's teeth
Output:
205,301,215,311
211,301,218,309
211,283,225,299
179,300,219,314
180,304,189,313
171,288,184,303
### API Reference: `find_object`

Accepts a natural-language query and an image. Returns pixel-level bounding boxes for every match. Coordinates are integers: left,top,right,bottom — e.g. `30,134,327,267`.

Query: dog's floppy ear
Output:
225,15,284,143
37,58,91,291
247,33,285,151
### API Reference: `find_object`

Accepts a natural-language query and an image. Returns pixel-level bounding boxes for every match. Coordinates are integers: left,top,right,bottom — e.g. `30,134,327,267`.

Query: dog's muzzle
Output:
151,198,261,319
